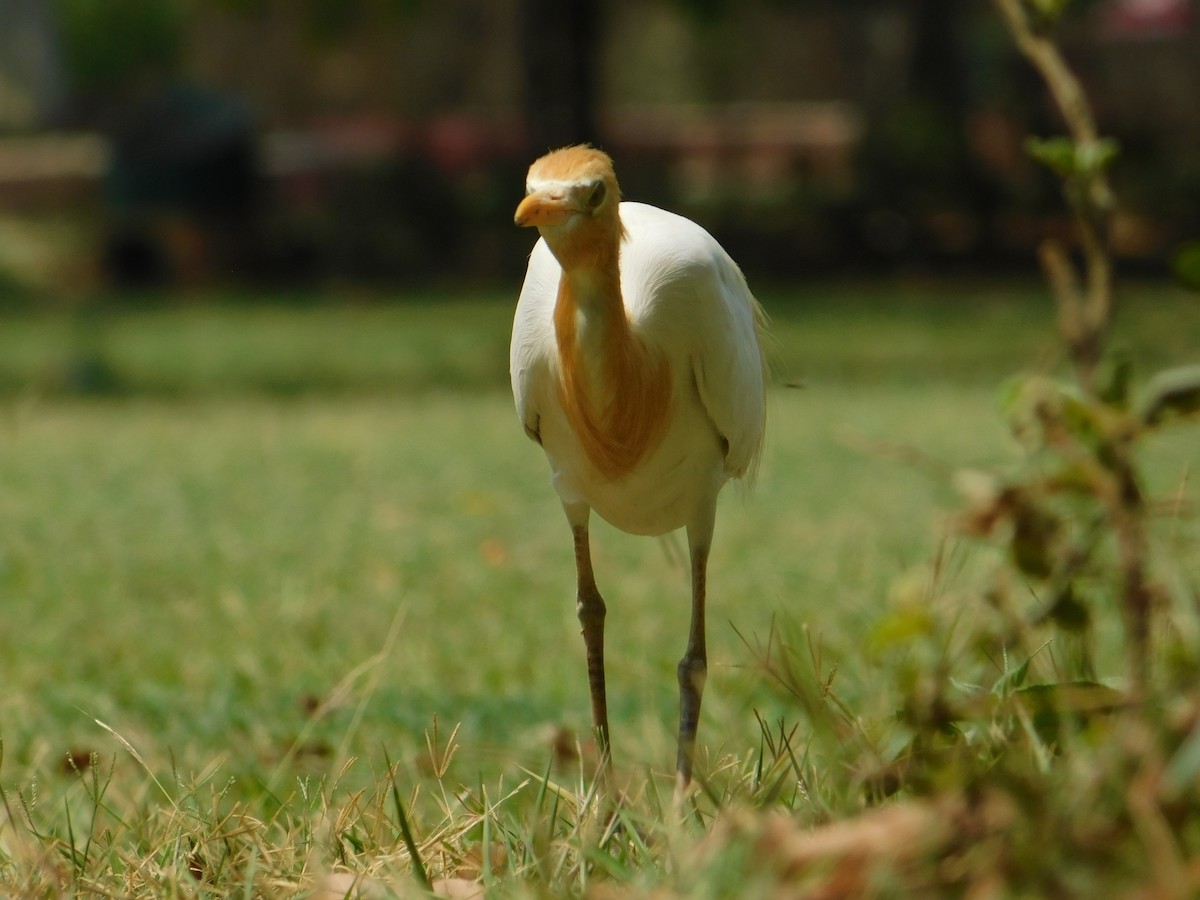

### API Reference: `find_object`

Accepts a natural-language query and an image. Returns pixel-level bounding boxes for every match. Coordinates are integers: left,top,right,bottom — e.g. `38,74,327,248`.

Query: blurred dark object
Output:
1099,0,1192,38
260,115,530,286
104,83,260,287
3,0,1199,295
519,0,601,149
318,154,463,281
54,0,186,104
0,0,67,130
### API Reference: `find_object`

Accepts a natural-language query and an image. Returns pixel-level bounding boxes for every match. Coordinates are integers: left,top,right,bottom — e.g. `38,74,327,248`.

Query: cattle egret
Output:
511,145,768,789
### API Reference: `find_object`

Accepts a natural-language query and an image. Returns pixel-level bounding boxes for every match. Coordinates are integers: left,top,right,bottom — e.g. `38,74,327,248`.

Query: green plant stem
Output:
991,0,1114,394
991,0,1151,691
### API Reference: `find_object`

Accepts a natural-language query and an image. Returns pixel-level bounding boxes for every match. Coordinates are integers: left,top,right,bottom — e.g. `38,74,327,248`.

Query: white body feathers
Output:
511,201,767,537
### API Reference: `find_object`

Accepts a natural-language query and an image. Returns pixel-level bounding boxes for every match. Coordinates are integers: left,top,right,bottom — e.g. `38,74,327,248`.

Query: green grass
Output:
0,282,1197,895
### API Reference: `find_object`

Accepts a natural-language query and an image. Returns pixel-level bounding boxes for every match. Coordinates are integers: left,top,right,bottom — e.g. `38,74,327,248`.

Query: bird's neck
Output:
553,258,672,481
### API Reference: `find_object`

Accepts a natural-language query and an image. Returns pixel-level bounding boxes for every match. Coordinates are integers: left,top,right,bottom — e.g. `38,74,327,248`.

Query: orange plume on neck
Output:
553,277,672,481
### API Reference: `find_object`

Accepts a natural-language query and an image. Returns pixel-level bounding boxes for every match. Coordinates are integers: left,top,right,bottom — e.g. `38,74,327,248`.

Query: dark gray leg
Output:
677,527,712,790
570,512,612,774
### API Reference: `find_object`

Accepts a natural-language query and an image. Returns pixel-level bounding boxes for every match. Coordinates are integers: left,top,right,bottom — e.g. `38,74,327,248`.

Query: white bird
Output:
510,145,768,789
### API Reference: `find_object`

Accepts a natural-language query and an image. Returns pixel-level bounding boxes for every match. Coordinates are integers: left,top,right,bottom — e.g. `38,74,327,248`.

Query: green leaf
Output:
1025,136,1119,179
1013,681,1126,717
1172,240,1200,292
1026,136,1077,176
1164,722,1200,797
866,605,936,659
999,374,1061,446
1076,138,1120,177
1024,0,1072,26
992,655,1032,698
1135,364,1200,426
1096,348,1134,408
1002,372,1127,453
998,372,1041,419
1058,388,1105,446
1012,681,1126,744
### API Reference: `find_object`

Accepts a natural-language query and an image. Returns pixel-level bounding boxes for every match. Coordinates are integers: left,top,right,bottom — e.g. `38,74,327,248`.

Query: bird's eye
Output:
585,181,606,210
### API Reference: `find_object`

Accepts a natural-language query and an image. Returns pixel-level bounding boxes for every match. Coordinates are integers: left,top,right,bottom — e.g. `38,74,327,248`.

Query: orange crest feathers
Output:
528,145,619,188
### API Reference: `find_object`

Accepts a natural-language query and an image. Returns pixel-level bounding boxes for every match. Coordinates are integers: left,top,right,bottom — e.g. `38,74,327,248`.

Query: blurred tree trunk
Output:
911,0,991,202
518,0,601,152
910,0,967,132
853,0,1000,258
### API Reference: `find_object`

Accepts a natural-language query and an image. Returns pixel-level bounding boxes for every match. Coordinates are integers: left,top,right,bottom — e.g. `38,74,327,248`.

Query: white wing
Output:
689,255,768,480
510,237,560,445
618,203,768,481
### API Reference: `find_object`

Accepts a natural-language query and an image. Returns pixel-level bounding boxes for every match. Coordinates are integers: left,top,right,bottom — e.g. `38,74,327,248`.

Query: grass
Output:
0,281,1197,895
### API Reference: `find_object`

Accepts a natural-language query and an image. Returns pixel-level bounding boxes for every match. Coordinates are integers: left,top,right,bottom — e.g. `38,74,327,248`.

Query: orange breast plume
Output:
554,285,672,481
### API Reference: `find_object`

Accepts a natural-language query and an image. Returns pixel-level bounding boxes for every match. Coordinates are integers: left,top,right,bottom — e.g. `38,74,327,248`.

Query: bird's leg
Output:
676,522,713,792
570,513,612,776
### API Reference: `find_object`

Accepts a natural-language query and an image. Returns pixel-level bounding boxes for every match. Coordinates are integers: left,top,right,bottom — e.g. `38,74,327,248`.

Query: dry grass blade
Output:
91,718,175,809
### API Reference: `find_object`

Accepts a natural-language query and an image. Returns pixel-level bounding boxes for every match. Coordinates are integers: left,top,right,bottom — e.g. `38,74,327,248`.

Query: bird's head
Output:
514,145,623,269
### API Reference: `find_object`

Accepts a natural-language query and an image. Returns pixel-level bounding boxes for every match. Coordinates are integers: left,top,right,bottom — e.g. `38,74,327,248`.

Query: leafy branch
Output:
740,5,1200,894
992,0,1115,394
978,0,1200,694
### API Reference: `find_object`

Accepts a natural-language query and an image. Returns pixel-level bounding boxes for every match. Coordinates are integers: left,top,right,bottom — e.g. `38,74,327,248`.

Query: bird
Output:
510,145,768,790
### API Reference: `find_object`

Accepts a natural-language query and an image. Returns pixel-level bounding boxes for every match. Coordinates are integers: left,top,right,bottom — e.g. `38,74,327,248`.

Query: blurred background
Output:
0,0,1198,299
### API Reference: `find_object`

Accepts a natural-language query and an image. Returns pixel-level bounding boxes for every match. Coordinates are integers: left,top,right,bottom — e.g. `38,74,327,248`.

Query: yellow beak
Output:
514,192,575,228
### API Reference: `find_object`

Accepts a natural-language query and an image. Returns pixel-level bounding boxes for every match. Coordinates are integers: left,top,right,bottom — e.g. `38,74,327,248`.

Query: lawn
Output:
1,281,1197,895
